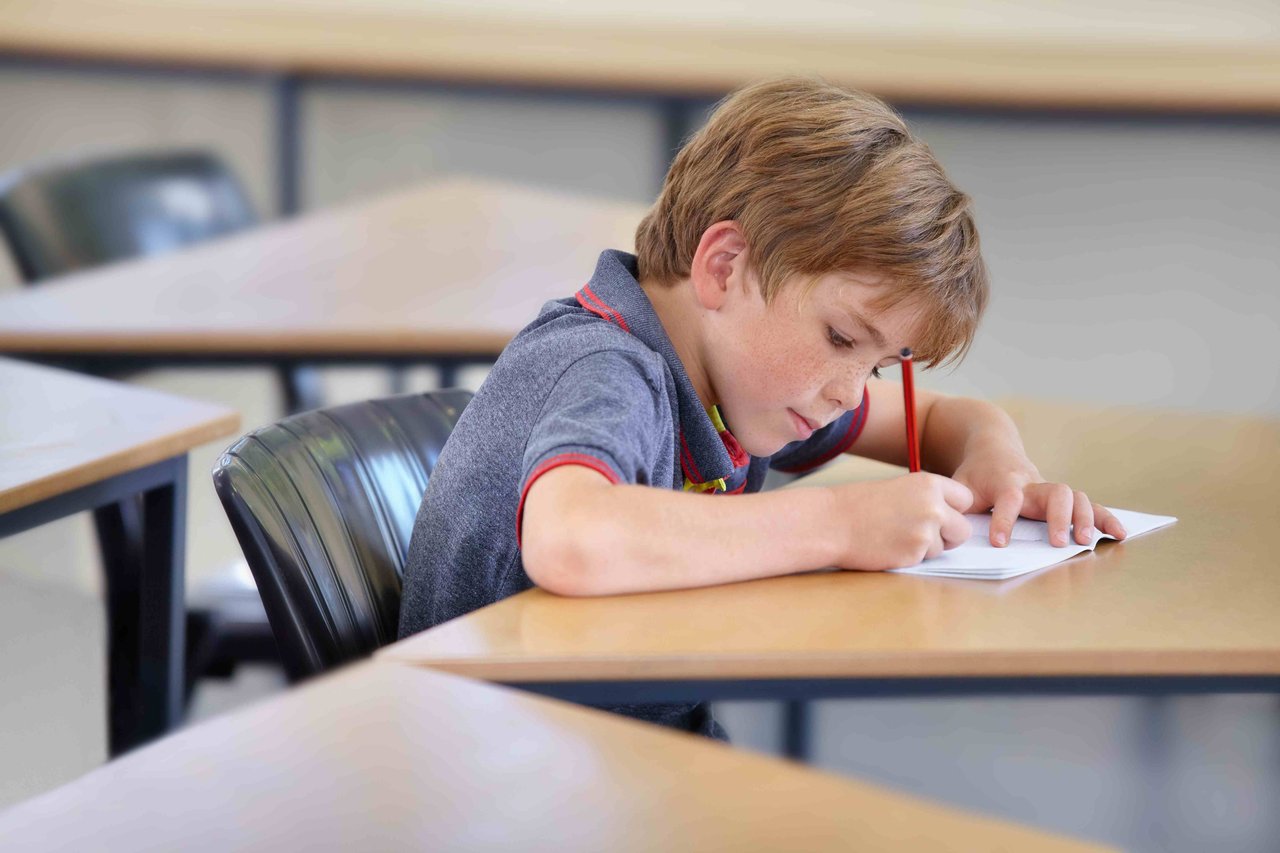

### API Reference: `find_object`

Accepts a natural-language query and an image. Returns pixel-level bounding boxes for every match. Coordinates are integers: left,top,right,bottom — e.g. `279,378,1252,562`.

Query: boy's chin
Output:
720,417,793,457
738,434,791,458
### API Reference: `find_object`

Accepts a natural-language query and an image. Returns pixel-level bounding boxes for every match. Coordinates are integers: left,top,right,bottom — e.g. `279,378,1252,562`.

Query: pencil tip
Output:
900,347,912,359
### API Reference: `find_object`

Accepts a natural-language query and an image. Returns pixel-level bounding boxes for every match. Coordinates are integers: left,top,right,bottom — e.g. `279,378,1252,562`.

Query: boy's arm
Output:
520,464,972,596
849,378,1012,475
848,379,1127,548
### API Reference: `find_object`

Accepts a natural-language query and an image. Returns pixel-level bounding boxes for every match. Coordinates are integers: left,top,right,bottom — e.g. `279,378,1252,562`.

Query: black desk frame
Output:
513,674,1280,763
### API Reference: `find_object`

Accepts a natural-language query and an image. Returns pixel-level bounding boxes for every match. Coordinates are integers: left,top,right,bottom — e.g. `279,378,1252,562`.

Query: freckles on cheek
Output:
760,351,804,397
788,349,828,385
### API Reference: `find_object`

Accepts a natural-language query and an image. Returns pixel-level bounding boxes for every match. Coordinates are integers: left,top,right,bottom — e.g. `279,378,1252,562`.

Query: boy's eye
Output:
828,326,882,378
826,327,855,349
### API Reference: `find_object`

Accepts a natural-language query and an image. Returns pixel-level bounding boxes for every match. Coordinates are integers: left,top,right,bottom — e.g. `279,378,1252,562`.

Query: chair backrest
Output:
212,390,472,681
0,149,257,283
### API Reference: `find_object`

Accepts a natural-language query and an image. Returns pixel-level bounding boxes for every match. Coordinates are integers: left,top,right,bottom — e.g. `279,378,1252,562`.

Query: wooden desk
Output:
0,357,238,755
0,178,644,383
0,661,1112,852
381,398,1280,722
1,0,1276,113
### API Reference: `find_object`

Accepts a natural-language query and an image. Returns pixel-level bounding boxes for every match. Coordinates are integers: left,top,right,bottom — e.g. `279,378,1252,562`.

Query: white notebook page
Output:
888,507,1177,581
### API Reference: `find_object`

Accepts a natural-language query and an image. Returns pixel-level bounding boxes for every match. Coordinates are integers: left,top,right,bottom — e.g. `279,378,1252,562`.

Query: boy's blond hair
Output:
635,78,988,368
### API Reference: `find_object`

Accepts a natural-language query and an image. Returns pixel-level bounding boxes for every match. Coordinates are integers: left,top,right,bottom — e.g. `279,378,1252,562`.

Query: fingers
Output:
1043,484,1074,546
1093,504,1128,540
988,488,1023,547
1027,484,1096,547
922,509,972,561
935,475,975,513
1071,491,1096,544
941,508,973,551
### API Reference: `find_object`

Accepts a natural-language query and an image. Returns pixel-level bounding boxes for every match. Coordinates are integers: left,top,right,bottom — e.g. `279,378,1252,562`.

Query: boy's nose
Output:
825,378,866,413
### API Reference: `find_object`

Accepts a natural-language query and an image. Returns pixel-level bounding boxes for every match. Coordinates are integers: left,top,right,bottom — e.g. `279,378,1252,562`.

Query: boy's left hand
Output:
950,444,1128,548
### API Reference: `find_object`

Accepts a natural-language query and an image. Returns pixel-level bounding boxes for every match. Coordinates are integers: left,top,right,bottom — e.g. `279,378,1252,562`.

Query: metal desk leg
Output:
94,457,188,756
273,72,303,218
137,458,187,744
784,700,812,762
438,361,460,390
93,498,143,756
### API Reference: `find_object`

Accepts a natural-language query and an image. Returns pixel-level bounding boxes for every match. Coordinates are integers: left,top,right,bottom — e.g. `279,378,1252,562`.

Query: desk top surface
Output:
0,358,238,514
382,398,1280,682
0,0,1277,113
0,178,643,358
0,661,1112,852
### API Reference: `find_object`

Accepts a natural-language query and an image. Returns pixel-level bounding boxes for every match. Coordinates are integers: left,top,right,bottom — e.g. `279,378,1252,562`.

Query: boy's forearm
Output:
540,480,838,596
919,395,1024,476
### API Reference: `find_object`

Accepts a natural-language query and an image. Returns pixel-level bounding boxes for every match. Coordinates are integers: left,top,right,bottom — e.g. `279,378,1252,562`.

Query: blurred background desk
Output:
0,1,1275,418
3,0,1276,110
0,358,237,755
0,177,644,387
0,661,1115,853
2,0,1278,214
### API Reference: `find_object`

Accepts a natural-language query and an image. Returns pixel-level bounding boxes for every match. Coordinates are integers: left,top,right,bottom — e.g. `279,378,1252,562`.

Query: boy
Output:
397,78,1126,738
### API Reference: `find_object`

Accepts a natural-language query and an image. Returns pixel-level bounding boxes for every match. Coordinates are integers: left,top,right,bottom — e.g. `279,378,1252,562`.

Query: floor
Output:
2,365,1277,851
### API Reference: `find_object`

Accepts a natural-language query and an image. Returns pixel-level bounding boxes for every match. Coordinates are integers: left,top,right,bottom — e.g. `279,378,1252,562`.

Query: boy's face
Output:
705,267,921,457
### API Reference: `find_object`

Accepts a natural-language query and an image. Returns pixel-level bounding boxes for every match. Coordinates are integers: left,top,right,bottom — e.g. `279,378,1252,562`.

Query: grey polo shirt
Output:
398,250,869,736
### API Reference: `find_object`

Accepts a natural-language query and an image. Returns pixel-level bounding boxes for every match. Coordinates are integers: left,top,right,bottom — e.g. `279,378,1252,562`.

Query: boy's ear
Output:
689,221,748,311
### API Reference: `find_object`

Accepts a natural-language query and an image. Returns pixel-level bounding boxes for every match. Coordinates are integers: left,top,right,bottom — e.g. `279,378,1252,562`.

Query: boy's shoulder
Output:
504,295,670,391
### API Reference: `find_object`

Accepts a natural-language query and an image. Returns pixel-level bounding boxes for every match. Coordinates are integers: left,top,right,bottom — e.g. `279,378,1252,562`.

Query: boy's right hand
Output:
829,473,974,571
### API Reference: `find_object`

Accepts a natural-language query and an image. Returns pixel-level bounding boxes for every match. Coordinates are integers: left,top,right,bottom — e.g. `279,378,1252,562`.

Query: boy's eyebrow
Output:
842,307,887,349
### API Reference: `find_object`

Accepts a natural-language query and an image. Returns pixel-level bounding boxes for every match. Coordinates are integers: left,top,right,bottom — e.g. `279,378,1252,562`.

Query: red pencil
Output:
900,348,921,472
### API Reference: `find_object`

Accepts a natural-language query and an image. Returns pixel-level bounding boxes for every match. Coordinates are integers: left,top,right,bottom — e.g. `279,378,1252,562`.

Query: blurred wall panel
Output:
303,86,663,208
902,112,1280,416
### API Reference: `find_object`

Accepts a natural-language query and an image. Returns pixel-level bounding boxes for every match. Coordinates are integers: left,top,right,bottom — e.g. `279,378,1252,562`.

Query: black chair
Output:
212,390,471,679
0,150,324,703
0,149,254,278
0,149,323,412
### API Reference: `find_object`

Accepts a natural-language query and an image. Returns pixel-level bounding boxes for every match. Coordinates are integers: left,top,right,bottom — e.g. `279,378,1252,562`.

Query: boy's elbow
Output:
521,523,610,597
520,471,628,597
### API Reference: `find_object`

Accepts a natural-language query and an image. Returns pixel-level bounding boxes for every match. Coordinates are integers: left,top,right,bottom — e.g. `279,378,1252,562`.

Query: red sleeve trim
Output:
773,393,871,475
516,452,620,547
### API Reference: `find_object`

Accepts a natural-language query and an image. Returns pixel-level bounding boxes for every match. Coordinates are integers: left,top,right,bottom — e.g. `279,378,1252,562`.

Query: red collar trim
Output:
575,284,632,334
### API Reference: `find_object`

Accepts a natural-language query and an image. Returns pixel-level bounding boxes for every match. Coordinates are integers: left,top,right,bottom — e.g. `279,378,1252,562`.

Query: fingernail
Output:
994,533,1007,547
1053,533,1067,546
1081,526,1094,540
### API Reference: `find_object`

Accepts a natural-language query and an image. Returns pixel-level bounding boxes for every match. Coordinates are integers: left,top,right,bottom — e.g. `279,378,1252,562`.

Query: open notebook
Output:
890,508,1177,581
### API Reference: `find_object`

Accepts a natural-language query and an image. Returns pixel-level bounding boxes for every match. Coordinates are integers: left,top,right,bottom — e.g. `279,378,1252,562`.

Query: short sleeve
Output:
516,351,668,540
769,393,870,474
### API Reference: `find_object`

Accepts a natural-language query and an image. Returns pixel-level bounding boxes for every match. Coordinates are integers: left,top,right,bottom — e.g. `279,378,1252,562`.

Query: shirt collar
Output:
575,250,747,490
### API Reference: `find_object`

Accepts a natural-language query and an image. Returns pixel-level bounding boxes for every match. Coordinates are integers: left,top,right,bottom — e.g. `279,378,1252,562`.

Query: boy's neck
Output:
639,276,715,410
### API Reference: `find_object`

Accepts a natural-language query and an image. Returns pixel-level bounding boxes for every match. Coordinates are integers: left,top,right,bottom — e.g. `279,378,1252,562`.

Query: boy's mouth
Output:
788,409,817,440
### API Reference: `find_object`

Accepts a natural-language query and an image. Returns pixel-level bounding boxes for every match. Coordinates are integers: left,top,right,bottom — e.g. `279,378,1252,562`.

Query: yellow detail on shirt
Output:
683,405,729,493
684,476,727,494
709,405,728,433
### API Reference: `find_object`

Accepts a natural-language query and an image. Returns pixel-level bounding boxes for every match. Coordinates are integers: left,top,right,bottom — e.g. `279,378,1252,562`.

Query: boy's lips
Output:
788,409,817,440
